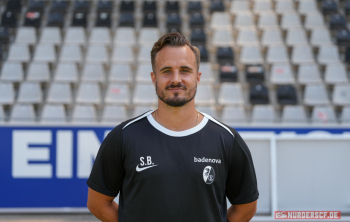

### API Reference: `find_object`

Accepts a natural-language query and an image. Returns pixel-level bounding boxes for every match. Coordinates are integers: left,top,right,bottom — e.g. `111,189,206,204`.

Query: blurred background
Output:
0,0,349,221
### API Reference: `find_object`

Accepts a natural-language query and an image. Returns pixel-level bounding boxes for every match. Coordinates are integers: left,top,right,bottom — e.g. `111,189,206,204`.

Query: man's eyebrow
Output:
180,66,193,71
160,66,172,72
159,66,194,72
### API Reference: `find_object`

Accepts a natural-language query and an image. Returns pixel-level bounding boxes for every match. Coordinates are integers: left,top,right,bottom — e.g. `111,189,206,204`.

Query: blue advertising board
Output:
0,125,349,211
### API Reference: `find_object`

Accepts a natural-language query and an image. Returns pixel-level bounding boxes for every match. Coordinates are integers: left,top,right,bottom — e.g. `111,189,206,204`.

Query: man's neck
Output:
152,101,204,131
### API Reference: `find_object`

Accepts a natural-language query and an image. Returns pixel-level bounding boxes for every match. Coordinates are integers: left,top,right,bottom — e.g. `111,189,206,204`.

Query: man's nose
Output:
170,70,181,84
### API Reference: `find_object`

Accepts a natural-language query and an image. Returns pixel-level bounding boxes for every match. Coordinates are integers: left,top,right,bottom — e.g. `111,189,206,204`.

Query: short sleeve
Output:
225,131,259,205
86,124,125,197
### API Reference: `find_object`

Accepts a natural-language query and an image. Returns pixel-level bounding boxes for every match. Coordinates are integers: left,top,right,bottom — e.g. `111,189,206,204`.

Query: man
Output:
87,32,259,222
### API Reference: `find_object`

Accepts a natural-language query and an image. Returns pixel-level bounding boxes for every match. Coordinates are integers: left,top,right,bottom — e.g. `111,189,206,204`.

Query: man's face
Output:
151,45,201,107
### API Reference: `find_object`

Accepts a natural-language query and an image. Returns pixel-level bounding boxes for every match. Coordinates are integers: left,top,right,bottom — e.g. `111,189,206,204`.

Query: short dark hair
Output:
150,32,200,73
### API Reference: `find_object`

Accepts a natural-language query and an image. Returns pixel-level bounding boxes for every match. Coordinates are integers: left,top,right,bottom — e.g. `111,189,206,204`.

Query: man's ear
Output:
197,71,202,84
150,72,156,86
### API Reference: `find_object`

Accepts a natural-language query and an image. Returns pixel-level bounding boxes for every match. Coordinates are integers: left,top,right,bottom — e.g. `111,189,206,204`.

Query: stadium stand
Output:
0,0,348,125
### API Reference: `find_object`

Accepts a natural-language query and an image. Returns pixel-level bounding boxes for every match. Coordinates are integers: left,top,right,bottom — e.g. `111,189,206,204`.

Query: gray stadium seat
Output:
0,62,23,82
133,84,157,105
286,28,308,46
240,46,263,64
112,46,134,63
89,27,111,45
282,105,308,124
71,105,97,122
195,84,216,105
39,27,61,45
46,82,72,104
105,84,130,105
297,63,322,84
304,84,330,105
0,105,4,122
17,82,42,104
230,1,250,14
7,44,30,62
196,106,217,118
108,63,133,83
59,45,83,63
26,62,50,82
305,12,325,30
33,44,56,63
86,45,109,63
291,45,314,64
210,12,231,30
252,105,277,123
14,27,36,45
64,27,86,45
341,106,350,124
275,0,295,14
253,0,272,14
234,12,255,28
310,28,332,46
81,63,106,82
137,46,152,63
113,27,136,46
221,106,247,125
333,84,350,106
0,82,14,104
199,63,214,83
218,83,244,105
266,45,289,63
317,45,340,64
258,12,278,29
54,62,79,82
261,28,283,46
136,64,153,83
76,83,101,104
281,12,302,29
324,63,349,84
102,105,127,123
311,106,337,124
138,28,159,46
41,104,66,122
298,0,318,14
11,104,35,122
237,28,259,46
270,63,295,84
132,105,155,117
212,30,234,47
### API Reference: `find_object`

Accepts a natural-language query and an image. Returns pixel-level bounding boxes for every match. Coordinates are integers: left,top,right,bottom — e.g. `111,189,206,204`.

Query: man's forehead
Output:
155,45,196,68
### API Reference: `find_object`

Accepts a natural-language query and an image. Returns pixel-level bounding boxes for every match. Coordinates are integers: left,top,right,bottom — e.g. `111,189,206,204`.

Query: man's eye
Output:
182,69,189,72
163,70,170,73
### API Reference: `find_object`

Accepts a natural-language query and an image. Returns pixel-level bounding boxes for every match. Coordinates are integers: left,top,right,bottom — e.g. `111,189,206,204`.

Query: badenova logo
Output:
203,166,215,184
194,157,221,164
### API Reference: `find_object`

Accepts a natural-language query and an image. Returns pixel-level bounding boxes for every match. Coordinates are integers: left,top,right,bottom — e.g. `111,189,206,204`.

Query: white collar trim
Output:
147,109,208,137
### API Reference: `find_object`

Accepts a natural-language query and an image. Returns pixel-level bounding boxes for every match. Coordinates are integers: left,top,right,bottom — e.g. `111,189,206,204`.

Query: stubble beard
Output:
155,81,197,107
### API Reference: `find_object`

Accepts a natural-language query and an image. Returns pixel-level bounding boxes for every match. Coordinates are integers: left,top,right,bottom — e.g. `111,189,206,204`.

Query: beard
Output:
155,81,197,107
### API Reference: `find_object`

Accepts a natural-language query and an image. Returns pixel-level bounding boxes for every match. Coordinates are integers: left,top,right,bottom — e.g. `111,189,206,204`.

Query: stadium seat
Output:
291,45,314,64
310,28,332,46
71,12,87,27
304,84,330,105
261,28,283,46
266,45,289,63
15,27,36,45
139,28,159,46
1,11,17,28
218,83,244,105
24,11,42,28
322,0,338,15
40,27,61,45
28,0,45,13
54,62,79,83
305,12,325,30
297,63,322,84
346,1,350,16
251,105,276,123
298,0,318,14
64,27,86,45
41,104,66,123
0,105,4,122
136,64,153,83
0,27,10,44
133,84,157,105
74,0,90,13
76,83,101,104
324,63,348,84
317,45,340,64
119,13,134,27
221,106,247,124
11,104,36,122
26,62,50,82
7,44,30,62
270,63,295,84
133,105,155,117
286,28,308,46
102,105,127,123
71,105,97,122
81,64,105,82
212,30,234,47
166,13,181,32
17,82,42,104
59,45,83,63
143,13,158,27
191,28,206,46
281,12,302,29
253,0,272,14
120,1,133,12
33,44,56,63
114,27,136,46
240,46,263,64
216,47,234,65
234,12,254,28
219,64,237,82
108,63,133,83
230,1,250,14
210,1,224,13
258,12,278,29
50,0,68,13
142,1,157,13
166,1,179,13
237,28,259,46
195,84,215,105
190,13,205,29
199,63,214,83
282,105,308,124
105,84,130,104
250,84,269,104
137,46,152,63
85,45,109,63
89,28,111,45
47,12,65,28
329,14,347,30
275,0,295,14
277,85,297,105
196,106,217,118
0,82,14,104
210,12,231,30
188,1,202,13
46,82,72,104
333,84,350,106
96,12,111,27
341,106,350,124
112,46,134,63
336,29,350,46
0,62,23,82
198,45,209,62
245,64,265,83
311,106,337,124
6,0,22,13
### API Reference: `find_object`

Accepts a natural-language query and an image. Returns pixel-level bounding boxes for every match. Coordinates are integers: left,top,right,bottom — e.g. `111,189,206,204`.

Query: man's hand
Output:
227,200,257,222
87,188,119,222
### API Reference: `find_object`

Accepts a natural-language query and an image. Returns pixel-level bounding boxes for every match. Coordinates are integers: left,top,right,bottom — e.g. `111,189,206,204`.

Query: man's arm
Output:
227,200,257,222
87,188,119,222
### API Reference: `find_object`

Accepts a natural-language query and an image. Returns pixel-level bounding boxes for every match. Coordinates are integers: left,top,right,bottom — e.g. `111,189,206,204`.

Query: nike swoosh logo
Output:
136,164,158,172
